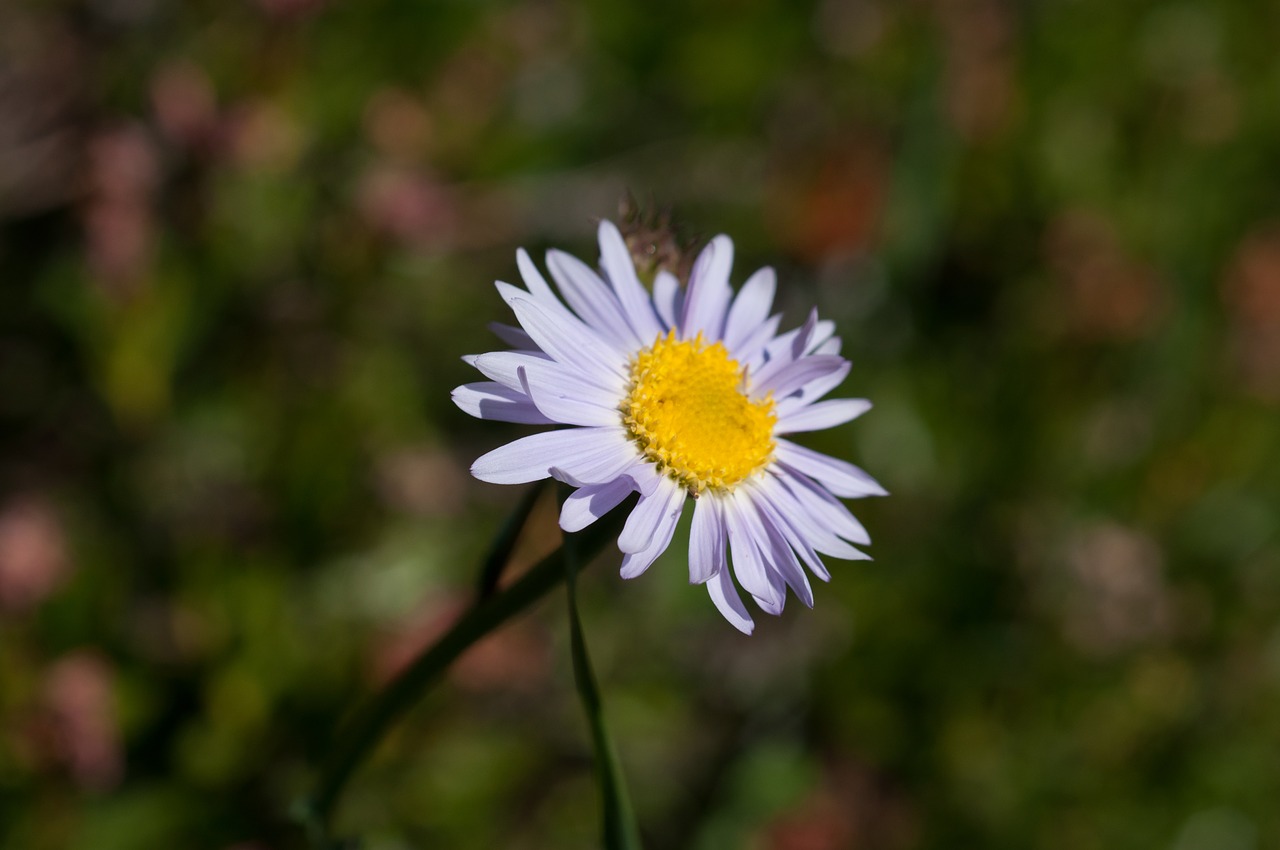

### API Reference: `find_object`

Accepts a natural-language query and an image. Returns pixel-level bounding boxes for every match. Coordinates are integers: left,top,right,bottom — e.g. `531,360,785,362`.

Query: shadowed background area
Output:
2,0,1279,848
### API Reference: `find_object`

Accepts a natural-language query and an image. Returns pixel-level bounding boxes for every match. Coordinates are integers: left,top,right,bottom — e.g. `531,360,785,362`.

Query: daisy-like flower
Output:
453,221,885,634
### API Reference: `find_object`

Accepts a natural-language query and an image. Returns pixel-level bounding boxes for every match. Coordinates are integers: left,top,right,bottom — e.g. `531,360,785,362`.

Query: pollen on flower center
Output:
622,331,776,494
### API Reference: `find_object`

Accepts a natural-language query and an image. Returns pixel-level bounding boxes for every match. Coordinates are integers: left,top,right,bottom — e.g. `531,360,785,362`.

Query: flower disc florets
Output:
623,331,775,495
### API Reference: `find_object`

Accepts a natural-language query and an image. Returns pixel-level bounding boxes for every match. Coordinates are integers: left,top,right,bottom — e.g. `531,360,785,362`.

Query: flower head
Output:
453,221,885,633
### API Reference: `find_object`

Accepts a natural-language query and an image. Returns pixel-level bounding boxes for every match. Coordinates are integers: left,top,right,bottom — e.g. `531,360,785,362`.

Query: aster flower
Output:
453,221,885,634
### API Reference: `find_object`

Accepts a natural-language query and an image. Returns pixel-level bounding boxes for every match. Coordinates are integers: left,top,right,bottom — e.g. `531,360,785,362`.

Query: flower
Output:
453,221,885,633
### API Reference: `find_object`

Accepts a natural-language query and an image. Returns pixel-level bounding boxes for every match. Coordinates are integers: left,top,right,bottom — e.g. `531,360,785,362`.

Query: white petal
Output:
559,477,636,532
652,270,682,330
517,366,620,427
546,249,639,348
753,355,846,401
688,495,725,585
706,566,754,635
452,381,554,424
680,235,733,341
598,221,663,343
723,267,776,351
499,287,628,389
776,399,872,434
776,440,888,498
471,427,620,484
618,477,685,554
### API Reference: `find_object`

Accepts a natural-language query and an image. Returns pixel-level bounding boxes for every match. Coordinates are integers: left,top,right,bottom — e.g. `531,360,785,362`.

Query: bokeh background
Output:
3,0,1280,847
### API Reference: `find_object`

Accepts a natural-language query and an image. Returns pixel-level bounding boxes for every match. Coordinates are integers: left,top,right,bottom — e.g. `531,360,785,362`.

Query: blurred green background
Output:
3,0,1280,847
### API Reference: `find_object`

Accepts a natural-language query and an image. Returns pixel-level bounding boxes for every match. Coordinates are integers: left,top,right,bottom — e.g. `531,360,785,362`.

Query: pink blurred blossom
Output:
1044,211,1168,341
0,497,71,613
38,652,124,791
82,123,158,293
356,165,457,248
150,61,220,153
1222,222,1280,399
224,100,303,172
764,759,916,850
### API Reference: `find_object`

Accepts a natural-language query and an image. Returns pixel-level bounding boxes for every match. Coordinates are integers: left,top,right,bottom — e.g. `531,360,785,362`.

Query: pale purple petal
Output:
734,489,812,608
778,469,873,546
559,477,636,532
722,493,781,606
723,267,776,351
473,351,622,403
752,355,846,401
756,473,867,565
776,399,872,434
598,221,663,343
546,428,637,485
517,366,619,427
791,309,819,361
813,336,841,356
452,381,554,424
752,501,814,608
775,361,851,415
652,270,683,330
751,483,831,581
516,248,556,301
688,495,725,585
472,426,622,484
546,249,638,348
776,439,888,498
618,476,685,554
751,569,787,616
706,565,754,634
760,318,836,366
680,235,733,341
735,314,782,368
499,288,629,389
618,458,665,497
619,481,685,579
488,322,537,351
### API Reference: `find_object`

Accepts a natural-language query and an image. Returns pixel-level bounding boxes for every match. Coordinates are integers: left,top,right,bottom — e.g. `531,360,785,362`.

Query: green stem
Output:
301,497,630,842
477,479,549,600
564,520,644,850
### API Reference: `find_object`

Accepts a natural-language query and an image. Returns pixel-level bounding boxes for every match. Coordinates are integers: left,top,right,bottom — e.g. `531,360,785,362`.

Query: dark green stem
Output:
477,479,549,600
564,517,644,850
300,497,630,843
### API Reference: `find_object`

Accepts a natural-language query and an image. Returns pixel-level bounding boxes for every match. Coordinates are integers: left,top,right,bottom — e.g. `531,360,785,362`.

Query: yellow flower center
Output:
622,331,776,495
